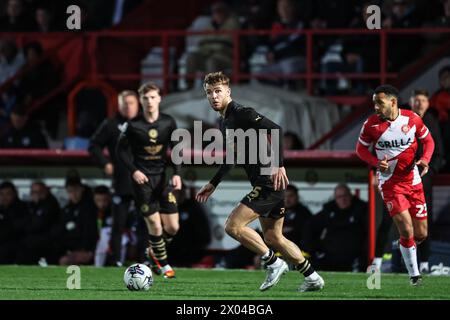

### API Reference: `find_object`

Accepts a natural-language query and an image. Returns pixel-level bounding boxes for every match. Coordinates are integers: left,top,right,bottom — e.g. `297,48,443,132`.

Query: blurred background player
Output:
116,82,182,278
356,85,435,285
89,90,140,267
196,72,324,292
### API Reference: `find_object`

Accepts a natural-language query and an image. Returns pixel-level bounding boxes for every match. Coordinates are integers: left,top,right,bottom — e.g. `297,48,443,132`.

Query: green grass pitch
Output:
0,266,449,300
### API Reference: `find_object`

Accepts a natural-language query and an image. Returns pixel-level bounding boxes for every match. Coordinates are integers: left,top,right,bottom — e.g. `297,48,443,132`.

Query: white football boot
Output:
259,258,289,291
298,275,325,292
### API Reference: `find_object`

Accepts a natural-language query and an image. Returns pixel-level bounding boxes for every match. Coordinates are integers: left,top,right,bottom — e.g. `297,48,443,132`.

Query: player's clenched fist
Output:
377,155,389,172
132,170,149,185
416,159,429,177
195,183,215,203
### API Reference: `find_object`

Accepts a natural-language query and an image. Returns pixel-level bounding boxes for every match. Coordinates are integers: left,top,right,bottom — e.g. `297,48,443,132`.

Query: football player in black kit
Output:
117,83,181,278
195,72,324,292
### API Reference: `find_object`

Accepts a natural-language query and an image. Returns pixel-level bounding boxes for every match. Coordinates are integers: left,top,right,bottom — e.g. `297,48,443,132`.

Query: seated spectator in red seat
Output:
0,39,25,85
51,174,98,266
0,39,25,126
258,0,306,89
382,0,422,71
0,181,29,264
34,5,59,33
0,0,35,31
185,2,240,89
18,41,60,138
19,42,59,105
0,105,49,149
15,181,60,265
430,65,450,124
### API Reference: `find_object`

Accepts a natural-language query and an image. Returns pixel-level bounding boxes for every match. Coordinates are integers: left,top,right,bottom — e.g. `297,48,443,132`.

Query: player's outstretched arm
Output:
195,183,216,203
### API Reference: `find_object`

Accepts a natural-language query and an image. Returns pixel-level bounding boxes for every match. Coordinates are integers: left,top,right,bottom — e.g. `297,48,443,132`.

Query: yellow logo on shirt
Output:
148,129,158,139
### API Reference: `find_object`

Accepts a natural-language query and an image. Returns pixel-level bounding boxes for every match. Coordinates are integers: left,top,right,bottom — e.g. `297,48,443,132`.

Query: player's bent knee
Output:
164,225,179,236
224,223,240,239
263,232,283,248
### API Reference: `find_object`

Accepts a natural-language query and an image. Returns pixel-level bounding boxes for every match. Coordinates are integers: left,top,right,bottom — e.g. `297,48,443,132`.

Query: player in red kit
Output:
356,85,435,286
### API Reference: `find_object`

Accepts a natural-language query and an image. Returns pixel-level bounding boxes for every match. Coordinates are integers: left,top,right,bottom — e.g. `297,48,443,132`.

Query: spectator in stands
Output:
168,184,211,267
430,65,450,123
19,41,59,104
382,0,422,71
0,39,25,85
283,131,304,150
283,184,312,247
432,0,450,26
18,41,60,138
309,0,357,29
0,0,35,31
15,181,60,265
34,5,58,33
93,185,114,267
430,65,450,172
258,0,306,89
185,2,240,89
320,2,379,95
303,184,368,272
0,181,28,264
52,173,98,266
88,90,139,266
0,105,49,149
0,39,24,126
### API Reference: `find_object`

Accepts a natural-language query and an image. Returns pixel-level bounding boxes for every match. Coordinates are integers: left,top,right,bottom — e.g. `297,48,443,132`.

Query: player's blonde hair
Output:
203,71,230,89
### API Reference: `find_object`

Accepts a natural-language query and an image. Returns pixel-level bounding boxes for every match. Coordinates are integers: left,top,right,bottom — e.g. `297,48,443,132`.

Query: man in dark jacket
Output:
168,184,211,267
16,181,60,264
283,184,312,248
303,184,368,272
0,181,28,264
0,105,48,149
52,175,98,265
88,90,139,266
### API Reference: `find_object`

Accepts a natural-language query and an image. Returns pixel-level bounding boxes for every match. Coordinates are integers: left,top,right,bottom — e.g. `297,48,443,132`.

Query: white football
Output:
124,263,153,291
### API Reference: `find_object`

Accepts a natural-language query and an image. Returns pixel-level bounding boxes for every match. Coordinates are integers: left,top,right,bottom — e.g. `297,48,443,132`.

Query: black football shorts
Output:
131,173,178,217
240,185,285,219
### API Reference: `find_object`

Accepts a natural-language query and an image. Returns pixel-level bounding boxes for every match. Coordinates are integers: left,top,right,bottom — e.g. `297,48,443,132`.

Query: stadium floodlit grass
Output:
0,266,449,300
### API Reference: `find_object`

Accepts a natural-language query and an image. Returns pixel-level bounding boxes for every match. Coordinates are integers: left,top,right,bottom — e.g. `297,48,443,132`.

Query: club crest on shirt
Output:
401,124,410,134
148,129,158,139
